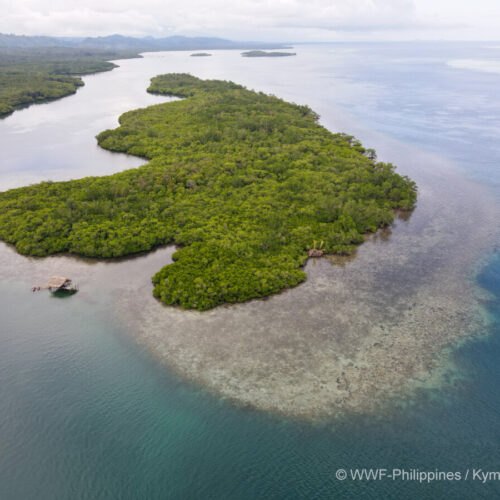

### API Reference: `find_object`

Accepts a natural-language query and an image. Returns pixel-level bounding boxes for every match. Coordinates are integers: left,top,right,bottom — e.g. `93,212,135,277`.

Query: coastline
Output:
2,42,500,500
0,62,124,120
0,47,498,422
1,133,496,421
131,166,495,420
116,134,498,420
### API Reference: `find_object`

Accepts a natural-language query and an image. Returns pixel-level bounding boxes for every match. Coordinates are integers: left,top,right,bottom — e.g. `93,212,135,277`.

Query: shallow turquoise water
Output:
1,43,500,498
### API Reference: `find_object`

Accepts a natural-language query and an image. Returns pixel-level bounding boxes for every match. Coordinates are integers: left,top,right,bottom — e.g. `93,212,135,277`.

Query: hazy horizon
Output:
2,32,500,48
1,0,499,43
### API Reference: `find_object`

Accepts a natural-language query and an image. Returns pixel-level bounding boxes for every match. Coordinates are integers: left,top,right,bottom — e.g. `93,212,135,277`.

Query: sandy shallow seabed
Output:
124,142,499,421
1,142,498,421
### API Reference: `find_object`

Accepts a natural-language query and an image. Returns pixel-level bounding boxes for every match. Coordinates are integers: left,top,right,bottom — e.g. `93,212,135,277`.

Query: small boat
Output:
46,276,78,296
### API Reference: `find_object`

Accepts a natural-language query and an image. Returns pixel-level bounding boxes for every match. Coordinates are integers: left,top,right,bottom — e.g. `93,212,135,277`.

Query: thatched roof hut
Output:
47,276,71,289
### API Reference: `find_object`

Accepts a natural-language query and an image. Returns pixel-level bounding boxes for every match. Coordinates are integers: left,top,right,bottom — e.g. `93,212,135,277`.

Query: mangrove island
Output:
0,73,416,310
241,50,296,57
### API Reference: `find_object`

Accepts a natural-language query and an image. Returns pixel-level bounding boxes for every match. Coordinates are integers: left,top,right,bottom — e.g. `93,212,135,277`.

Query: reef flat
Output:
127,152,496,420
0,145,495,420
1,74,493,421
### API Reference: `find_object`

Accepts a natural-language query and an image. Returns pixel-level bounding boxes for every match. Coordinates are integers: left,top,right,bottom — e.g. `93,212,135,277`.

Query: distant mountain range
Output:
0,33,286,51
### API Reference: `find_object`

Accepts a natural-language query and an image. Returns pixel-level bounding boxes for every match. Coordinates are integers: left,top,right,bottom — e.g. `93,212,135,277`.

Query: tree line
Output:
0,73,417,310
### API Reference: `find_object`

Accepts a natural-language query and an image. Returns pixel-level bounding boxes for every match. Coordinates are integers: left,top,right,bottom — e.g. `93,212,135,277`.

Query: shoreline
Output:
1,134,495,421
0,61,124,120
119,141,499,421
0,50,498,420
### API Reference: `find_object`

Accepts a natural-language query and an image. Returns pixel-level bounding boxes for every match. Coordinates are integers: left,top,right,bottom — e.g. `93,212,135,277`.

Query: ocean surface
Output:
1,42,499,498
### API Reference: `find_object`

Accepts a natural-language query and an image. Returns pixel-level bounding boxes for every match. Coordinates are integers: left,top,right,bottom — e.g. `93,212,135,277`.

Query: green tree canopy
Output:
0,73,416,310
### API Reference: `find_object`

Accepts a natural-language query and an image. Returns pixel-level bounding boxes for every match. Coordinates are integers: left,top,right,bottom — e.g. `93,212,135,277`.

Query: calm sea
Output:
0,42,499,498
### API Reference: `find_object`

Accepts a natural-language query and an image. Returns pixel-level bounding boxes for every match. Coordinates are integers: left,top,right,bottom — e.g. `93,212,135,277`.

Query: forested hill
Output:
0,74,417,310
0,33,286,51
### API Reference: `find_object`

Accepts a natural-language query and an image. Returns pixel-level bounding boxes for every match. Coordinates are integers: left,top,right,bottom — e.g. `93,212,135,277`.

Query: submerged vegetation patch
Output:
0,73,416,309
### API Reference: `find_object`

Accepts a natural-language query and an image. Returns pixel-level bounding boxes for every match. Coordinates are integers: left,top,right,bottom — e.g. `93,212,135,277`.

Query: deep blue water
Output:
1,42,500,498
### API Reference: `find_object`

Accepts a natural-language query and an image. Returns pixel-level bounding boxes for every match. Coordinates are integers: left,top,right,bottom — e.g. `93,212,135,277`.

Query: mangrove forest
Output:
0,47,135,117
0,73,417,310
241,50,296,57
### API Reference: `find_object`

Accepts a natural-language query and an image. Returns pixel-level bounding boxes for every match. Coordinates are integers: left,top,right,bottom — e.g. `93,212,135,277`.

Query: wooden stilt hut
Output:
46,276,78,294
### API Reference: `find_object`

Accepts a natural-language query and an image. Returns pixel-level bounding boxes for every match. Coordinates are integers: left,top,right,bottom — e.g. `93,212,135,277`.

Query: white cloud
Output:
0,0,499,41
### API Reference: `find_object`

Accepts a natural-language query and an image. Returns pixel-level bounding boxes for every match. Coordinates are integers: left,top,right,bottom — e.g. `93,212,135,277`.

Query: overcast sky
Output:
1,0,499,42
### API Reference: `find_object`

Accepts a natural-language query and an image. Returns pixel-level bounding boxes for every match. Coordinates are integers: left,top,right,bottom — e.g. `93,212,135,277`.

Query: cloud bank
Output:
1,0,499,41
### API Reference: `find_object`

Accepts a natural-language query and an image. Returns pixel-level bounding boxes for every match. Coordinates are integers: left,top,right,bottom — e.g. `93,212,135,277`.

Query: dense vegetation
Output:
0,74,416,309
241,50,297,57
242,50,296,57
0,48,136,117
0,33,285,51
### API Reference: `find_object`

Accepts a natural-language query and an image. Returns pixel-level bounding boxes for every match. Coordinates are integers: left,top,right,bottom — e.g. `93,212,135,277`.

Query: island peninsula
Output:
0,74,416,310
